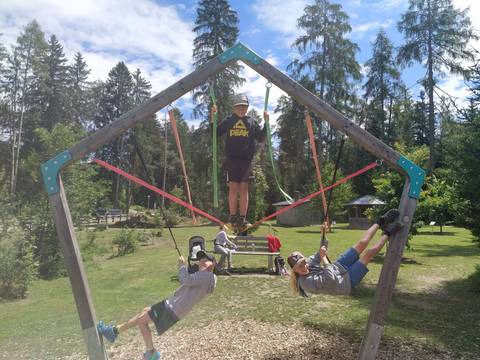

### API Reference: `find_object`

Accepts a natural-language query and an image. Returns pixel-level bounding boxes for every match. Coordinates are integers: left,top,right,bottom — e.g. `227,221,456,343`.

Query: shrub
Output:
112,228,137,257
0,231,35,300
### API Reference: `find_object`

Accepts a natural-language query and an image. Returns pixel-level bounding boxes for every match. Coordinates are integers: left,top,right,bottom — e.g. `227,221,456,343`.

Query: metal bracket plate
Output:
218,43,261,65
397,156,426,199
41,150,72,195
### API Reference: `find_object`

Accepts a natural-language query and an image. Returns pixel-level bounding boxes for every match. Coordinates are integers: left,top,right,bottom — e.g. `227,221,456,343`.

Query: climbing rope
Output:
304,110,329,225
263,82,293,203
168,108,196,224
209,86,219,209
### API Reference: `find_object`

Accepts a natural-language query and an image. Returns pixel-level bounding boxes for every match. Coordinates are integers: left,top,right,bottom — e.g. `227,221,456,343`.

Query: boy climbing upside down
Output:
97,251,217,360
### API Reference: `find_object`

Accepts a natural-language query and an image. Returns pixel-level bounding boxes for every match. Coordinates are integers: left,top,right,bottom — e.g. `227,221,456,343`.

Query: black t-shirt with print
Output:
217,114,265,160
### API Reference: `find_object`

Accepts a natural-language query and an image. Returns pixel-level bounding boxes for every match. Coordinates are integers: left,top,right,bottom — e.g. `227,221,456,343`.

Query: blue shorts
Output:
335,247,369,288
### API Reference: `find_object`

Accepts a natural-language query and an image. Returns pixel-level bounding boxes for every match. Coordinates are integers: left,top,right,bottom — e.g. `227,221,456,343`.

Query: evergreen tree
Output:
38,34,69,130
5,21,48,195
363,29,401,142
192,0,244,119
67,52,91,126
94,62,134,207
289,0,361,163
397,0,478,172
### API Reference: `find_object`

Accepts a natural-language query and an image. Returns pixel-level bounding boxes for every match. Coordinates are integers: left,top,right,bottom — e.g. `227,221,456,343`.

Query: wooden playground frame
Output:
41,43,425,360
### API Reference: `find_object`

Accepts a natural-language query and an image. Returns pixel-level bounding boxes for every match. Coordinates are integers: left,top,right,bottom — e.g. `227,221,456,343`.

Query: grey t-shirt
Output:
165,266,217,319
297,252,352,295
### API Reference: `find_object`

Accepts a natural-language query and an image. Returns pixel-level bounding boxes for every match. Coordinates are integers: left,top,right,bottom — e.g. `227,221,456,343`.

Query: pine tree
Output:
289,0,361,162
23,34,70,135
5,21,47,195
397,0,478,172
94,62,134,207
67,52,91,126
363,29,401,142
192,0,244,119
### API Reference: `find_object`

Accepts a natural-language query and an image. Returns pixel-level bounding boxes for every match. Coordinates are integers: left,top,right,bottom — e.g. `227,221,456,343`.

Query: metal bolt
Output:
50,187,54,191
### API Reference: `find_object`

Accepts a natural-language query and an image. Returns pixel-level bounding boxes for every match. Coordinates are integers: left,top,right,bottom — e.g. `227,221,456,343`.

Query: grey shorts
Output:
148,300,179,335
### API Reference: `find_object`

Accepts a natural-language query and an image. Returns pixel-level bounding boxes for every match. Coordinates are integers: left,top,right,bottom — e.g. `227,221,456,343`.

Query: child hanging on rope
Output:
97,251,217,360
214,93,266,231
288,209,403,297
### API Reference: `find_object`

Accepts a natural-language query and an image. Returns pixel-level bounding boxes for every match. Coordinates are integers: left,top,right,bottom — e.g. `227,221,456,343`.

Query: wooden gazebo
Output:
346,195,385,229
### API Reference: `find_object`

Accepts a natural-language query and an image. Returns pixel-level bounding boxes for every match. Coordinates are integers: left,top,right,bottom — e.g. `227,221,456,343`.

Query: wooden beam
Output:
48,176,108,360
358,179,419,360
69,59,228,163
239,57,404,173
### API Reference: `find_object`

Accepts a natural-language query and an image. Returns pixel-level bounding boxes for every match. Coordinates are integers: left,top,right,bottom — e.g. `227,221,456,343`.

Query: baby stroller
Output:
187,235,206,273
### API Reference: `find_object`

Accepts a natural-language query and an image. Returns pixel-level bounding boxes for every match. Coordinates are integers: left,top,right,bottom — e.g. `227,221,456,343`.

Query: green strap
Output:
263,83,293,203
209,86,219,209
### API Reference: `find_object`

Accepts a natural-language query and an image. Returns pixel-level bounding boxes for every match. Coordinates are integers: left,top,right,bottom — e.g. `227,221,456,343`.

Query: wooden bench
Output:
214,235,280,272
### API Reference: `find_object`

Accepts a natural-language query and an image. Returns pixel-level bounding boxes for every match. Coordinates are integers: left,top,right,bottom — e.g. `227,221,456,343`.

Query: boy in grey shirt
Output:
98,250,217,360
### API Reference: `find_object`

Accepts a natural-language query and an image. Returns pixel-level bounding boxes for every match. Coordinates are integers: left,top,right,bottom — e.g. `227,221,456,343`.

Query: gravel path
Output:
65,319,463,360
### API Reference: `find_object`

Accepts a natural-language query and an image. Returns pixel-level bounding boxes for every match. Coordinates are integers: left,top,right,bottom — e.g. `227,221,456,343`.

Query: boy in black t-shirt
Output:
215,93,266,230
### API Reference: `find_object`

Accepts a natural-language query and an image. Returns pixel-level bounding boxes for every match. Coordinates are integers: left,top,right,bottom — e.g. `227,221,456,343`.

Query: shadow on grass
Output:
370,255,422,265
296,276,480,357
227,266,277,276
411,243,480,258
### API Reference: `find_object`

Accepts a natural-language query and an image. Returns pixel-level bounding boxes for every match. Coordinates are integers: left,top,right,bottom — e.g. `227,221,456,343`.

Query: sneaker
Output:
227,214,238,230
143,350,161,360
97,320,118,343
382,221,404,237
237,216,252,231
377,209,400,228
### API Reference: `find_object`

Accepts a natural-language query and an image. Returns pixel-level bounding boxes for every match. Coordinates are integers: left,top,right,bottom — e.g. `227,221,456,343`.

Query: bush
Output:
112,228,137,257
80,230,107,262
0,231,35,300
163,209,180,227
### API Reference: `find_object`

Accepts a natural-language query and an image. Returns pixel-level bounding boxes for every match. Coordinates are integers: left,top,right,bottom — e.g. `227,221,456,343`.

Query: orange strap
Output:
168,109,196,224
304,111,328,223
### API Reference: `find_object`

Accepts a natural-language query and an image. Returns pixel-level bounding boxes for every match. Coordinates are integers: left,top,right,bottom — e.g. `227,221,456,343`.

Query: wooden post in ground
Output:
47,176,108,360
357,180,419,359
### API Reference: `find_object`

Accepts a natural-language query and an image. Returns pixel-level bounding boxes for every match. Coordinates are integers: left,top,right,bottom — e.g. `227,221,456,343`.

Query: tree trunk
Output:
427,0,436,173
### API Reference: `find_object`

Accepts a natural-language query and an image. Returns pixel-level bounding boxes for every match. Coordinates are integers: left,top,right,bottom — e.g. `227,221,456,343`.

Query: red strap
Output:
304,111,328,217
93,159,224,226
252,161,379,227
168,110,196,224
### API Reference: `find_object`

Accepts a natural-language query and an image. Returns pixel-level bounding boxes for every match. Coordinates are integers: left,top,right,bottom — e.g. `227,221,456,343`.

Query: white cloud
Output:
351,20,394,40
251,0,309,47
0,0,195,95
236,55,288,128
437,75,470,108
372,0,406,11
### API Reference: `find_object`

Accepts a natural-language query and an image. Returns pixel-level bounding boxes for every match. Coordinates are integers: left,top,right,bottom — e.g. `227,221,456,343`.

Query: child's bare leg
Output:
228,182,239,216
239,181,249,216
359,234,389,266
353,224,380,255
117,307,155,351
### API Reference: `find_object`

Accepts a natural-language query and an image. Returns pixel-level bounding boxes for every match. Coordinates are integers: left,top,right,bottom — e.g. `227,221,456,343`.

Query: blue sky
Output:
1,0,478,127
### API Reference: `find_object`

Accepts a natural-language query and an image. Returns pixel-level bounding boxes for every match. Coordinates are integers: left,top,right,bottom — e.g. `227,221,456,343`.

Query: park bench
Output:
93,208,124,223
108,208,123,221
214,235,280,272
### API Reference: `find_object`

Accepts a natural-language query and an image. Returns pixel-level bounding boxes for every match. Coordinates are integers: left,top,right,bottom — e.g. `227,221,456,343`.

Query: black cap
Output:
196,250,215,262
287,251,305,268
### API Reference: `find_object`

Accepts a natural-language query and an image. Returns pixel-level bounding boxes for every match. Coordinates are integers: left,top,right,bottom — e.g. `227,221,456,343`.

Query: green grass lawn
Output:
1,224,479,358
